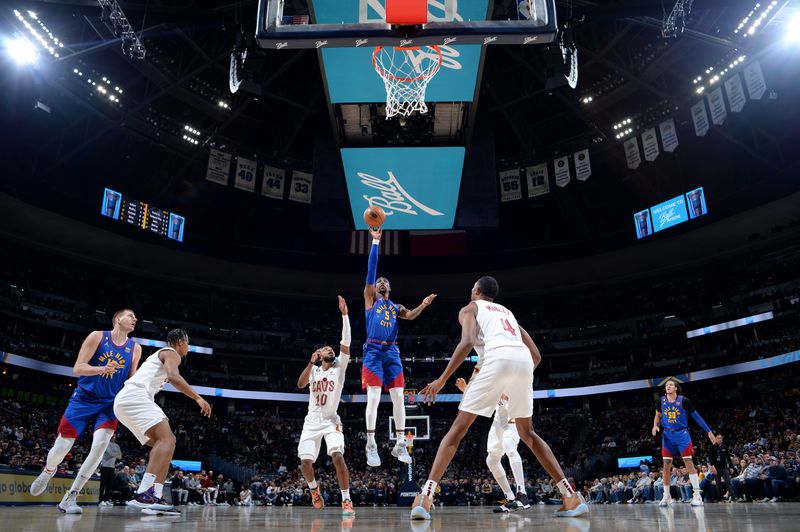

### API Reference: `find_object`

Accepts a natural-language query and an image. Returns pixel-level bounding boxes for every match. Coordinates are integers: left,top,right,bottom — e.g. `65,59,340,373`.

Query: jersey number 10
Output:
315,394,328,406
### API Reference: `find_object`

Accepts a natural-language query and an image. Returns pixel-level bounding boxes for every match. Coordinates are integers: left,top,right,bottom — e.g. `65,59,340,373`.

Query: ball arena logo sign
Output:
359,171,445,218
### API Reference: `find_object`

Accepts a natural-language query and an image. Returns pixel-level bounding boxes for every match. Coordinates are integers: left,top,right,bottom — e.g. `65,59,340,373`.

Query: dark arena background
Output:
0,0,799,530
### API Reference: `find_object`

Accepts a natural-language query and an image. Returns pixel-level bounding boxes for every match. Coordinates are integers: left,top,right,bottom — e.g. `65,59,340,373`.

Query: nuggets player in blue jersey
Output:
30,309,142,514
363,227,436,467
652,379,716,507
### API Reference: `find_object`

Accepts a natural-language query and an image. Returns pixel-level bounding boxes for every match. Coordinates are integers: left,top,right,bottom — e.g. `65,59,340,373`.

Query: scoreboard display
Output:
101,188,185,242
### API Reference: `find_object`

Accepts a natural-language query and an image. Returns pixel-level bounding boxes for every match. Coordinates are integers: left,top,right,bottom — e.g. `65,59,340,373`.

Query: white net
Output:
372,46,443,119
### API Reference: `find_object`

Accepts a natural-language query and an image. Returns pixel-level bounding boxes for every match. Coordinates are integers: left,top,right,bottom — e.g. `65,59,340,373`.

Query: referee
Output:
710,433,732,502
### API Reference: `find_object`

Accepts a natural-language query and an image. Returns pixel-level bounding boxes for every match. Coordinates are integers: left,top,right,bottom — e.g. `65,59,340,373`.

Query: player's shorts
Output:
459,349,533,419
58,386,118,439
662,428,694,459
361,343,404,390
297,415,345,461
487,423,521,456
113,384,168,445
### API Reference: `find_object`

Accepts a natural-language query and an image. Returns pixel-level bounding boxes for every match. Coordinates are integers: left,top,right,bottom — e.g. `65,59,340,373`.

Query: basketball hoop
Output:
372,45,442,119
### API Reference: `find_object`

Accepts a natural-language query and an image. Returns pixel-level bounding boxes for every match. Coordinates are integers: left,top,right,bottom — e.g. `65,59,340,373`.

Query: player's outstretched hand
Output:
422,294,437,306
652,425,660,437
338,295,348,316
421,378,445,405
455,377,467,393
369,227,382,241
310,350,320,364
197,397,212,417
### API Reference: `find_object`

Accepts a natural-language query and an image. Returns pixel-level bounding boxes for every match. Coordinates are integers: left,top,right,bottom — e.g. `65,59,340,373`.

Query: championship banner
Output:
261,165,285,200
234,156,257,192
288,170,313,203
641,128,659,162
498,169,522,202
0,471,99,505
205,148,231,186
707,86,727,126
659,118,679,153
526,162,550,197
574,149,591,181
744,61,766,100
691,100,710,137
554,156,570,187
725,74,746,113
623,137,641,169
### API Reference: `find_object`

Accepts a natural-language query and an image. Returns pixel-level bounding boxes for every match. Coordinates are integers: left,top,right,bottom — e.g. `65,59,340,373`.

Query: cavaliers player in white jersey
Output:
296,296,355,517
410,276,588,520
114,328,212,515
455,379,530,512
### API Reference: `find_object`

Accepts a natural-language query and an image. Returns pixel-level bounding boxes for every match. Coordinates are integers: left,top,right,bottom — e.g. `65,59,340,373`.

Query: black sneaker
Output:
516,492,531,509
493,499,522,513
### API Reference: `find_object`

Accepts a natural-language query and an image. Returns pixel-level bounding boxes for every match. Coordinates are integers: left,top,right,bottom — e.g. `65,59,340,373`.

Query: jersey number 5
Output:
502,319,517,337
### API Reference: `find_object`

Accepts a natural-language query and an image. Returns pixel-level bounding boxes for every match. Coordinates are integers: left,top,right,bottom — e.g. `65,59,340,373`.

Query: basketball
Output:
363,205,386,228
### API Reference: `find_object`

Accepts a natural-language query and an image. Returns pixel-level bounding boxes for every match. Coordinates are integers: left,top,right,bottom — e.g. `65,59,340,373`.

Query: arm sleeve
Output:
690,410,712,433
366,241,379,285
340,314,351,347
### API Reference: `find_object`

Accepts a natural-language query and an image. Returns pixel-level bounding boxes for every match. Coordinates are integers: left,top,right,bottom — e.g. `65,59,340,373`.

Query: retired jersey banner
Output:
641,128,659,162
691,100,710,137
744,61,766,100
206,149,231,186
554,156,571,187
624,137,641,169
526,163,550,197
574,149,591,181
707,87,727,126
234,156,257,192
289,170,313,203
659,118,679,153
725,74,746,113
261,165,285,200
498,169,522,202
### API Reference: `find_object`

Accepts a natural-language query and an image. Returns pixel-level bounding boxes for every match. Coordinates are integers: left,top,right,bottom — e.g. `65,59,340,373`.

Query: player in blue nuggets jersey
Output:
30,309,141,514
651,379,716,507
363,227,436,467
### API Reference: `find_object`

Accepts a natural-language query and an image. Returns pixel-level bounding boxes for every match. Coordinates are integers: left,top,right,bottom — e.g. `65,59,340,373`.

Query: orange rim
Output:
372,45,443,82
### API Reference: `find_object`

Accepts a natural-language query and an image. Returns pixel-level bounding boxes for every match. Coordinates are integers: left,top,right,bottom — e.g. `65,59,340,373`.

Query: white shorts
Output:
487,423,521,456
113,385,167,445
459,351,533,419
297,416,345,461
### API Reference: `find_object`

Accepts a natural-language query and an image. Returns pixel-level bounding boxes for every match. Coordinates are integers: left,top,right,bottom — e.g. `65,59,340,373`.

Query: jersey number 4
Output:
315,394,328,406
502,319,517,337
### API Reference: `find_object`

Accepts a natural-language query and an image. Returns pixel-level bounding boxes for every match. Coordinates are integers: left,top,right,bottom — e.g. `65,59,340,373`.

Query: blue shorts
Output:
662,429,694,459
58,387,118,439
361,343,404,390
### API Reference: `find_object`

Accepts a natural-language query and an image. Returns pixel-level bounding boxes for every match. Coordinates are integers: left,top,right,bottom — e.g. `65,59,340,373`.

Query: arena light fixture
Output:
5,36,39,65
787,12,800,44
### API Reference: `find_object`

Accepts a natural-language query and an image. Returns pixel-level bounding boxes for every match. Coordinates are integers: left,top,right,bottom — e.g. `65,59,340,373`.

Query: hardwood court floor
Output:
7,502,799,531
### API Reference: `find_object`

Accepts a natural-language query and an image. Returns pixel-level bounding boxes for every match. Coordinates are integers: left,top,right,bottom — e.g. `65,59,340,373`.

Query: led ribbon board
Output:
341,146,464,230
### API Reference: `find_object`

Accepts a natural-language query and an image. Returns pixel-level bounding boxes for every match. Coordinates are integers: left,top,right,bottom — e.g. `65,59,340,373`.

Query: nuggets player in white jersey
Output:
410,276,588,520
455,379,530,512
296,296,355,517
113,328,211,515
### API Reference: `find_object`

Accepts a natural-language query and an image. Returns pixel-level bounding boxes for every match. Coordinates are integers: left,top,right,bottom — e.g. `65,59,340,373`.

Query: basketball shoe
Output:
365,443,381,467
141,506,181,516
30,467,56,496
127,487,175,510
57,489,82,514
310,487,324,509
691,492,703,507
555,492,589,518
516,491,531,509
410,493,433,520
659,492,673,507
493,498,522,513
391,439,412,464
342,498,355,516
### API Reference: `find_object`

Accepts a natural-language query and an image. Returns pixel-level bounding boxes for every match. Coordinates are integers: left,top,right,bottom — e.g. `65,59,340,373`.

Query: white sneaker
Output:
391,439,412,464
659,494,673,507
761,497,770,503
691,493,703,507
770,497,778,502
366,442,381,467
58,489,83,514
30,468,56,497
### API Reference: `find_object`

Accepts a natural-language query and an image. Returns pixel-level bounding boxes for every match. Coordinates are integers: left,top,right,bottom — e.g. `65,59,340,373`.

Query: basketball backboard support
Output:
255,0,558,50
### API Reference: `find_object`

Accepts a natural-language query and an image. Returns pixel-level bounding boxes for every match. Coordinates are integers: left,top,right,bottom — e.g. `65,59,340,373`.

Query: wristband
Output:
372,239,380,246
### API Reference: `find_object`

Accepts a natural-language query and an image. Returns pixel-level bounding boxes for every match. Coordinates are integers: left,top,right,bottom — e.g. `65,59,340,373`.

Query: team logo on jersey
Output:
98,350,126,379
375,303,397,328
664,405,680,424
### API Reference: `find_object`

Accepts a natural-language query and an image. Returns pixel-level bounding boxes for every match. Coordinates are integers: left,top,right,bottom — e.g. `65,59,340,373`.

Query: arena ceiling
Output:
0,0,798,270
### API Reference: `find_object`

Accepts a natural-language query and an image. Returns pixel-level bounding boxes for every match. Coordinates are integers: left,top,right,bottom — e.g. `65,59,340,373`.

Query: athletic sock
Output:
341,489,350,501
367,432,376,446
307,480,318,490
395,432,406,444
138,472,156,494
154,483,164,499
689,473,700,492
422,480,437,498
556,478,575,498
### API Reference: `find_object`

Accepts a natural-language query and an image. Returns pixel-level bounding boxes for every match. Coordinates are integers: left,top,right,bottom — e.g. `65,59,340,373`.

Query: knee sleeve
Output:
486,453,502,468
366,386,381,431
506,449,522,464
389,387,405,431
46,435,76,471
